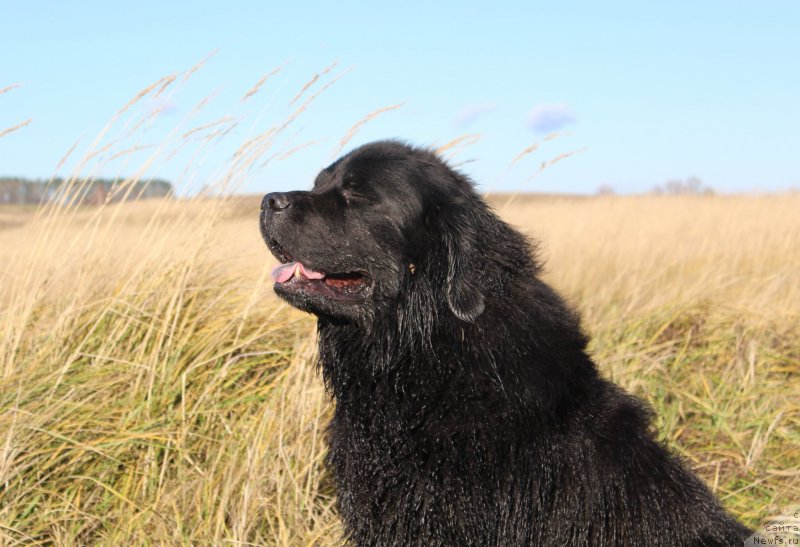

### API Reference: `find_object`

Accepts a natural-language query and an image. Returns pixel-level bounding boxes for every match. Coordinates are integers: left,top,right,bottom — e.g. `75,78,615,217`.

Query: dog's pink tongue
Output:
272,262,298,283
271,261,325,282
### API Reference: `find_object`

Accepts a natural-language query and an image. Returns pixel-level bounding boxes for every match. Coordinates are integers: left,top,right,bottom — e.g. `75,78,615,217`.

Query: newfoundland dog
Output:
259,140,751,546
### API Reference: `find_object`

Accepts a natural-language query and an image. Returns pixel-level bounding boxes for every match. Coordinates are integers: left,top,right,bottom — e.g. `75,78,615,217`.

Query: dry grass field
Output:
0,190,798,544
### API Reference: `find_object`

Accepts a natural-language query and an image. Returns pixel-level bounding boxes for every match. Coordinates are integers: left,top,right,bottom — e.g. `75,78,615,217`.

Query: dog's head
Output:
260,140,528,324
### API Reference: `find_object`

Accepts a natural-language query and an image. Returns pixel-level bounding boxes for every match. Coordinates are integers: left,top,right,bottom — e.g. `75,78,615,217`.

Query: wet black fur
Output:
260,140,752,546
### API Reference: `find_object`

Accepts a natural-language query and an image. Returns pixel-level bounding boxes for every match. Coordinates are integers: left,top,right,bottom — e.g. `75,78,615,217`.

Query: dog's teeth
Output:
294,264,301,278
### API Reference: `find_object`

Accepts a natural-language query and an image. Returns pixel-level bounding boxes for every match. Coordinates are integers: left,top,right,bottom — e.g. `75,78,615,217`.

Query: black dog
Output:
260,140,751,546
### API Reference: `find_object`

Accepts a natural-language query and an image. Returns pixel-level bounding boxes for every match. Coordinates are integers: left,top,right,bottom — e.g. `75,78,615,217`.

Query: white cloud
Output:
526,103,576,133
453,102,497,128
147,97,178,117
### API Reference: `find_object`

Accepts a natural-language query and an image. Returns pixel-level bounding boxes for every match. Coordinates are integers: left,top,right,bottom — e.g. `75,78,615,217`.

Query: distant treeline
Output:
597,177,715,196
0,177,173,205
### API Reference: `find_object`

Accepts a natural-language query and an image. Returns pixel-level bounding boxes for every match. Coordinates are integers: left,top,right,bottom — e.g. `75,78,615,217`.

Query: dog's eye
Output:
341,176,364,202
342,175,358,190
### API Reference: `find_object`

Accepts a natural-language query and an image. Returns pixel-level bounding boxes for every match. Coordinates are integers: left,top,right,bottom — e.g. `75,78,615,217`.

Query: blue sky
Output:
1,1,798,194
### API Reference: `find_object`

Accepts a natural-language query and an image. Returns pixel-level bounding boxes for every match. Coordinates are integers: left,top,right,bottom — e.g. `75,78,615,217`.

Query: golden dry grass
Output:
1,191,798,545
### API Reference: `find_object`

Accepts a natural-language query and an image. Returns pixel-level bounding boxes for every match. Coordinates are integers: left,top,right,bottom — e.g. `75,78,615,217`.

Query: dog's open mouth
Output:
271,261,371,301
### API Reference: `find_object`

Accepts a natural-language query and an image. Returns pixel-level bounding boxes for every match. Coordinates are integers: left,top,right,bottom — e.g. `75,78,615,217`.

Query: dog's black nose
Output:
262,192,291,211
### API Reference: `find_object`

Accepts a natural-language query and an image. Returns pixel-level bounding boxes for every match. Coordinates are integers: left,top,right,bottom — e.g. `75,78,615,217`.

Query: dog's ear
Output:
442,210,486,322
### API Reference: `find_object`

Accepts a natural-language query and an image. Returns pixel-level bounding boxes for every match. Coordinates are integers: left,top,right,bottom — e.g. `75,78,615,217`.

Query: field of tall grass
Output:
1,190,798,544
1,67,798,544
